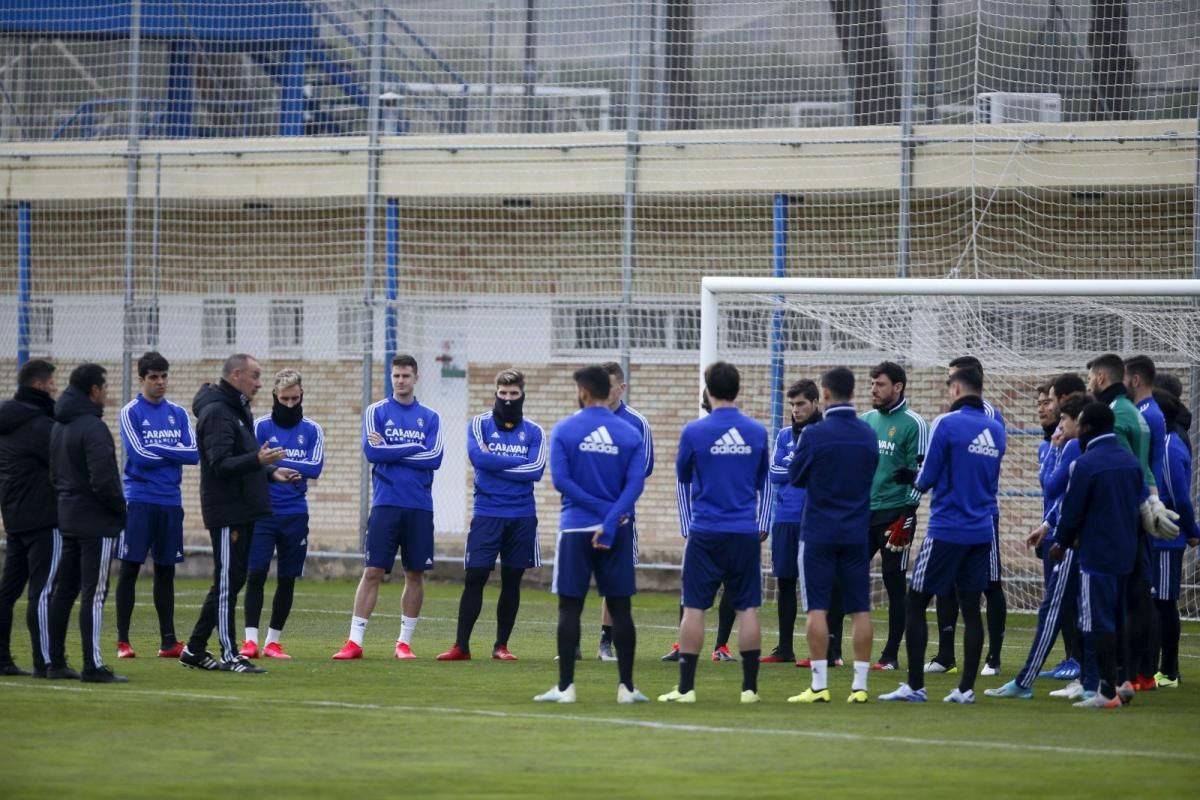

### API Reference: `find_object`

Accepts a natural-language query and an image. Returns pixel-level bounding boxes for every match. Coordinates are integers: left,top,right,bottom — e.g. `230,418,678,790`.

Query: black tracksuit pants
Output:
0,528,61,671
188,523,254,662
48,536,116,671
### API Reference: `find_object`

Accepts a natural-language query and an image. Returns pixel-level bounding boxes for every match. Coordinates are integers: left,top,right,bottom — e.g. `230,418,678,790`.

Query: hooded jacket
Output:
0,387,58,534
192,380,273,529
49,386,126,538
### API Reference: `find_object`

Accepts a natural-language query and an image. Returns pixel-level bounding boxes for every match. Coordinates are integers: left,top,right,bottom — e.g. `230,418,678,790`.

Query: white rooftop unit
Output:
977,92,1063,123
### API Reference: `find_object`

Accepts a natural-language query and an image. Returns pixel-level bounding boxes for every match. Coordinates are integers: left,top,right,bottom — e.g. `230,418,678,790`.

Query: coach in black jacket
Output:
0,359,59,676
180,353,292,673
47,363,127,683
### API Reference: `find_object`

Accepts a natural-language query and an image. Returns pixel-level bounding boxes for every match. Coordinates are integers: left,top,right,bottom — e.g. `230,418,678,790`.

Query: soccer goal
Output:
699,277,1200,619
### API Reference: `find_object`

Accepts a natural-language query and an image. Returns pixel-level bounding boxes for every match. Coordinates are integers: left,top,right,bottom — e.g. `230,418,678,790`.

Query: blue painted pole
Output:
769,194,788,442
280,45,305,136
16,202,30,368
166,40,194,138
385,198,399,386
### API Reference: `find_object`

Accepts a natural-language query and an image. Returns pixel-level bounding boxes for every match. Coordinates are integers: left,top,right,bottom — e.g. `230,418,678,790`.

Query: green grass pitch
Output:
1,577,1196,798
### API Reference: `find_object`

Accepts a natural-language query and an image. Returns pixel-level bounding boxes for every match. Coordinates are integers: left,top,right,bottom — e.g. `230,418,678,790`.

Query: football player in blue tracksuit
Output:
882,367,1005,704
240,369,324,660
929,356,1008,676
786,367,877,704
115,352,199,660
598,362,655,663
535,366,646,705
1050,402,1143,708
762,379,821,663
438,368,545,662
659,361,771,704
333,354,443,661
1149,389,1198,688
988,393,1090,699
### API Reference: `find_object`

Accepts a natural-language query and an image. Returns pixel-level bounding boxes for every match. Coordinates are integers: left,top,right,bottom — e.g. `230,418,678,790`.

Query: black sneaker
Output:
46,665,81,680
32,665,48,679
179,647,221,671
220,655,266,674
0,662,32,677
81,666,129,683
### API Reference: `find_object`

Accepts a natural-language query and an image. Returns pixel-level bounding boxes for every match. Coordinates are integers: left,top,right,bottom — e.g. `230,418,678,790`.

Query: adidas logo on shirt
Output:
141,419,151,427
968,428,1000,458
579,426,619,455
491,431,501,439
711,427,752,455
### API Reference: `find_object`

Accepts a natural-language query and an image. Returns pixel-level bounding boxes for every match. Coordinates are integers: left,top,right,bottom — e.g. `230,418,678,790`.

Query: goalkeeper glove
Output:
1140,495,1180,541
884,508,917,552
892,466,918,485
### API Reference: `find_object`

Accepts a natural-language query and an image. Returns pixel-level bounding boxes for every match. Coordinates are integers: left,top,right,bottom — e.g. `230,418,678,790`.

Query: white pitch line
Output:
1,682,1196,764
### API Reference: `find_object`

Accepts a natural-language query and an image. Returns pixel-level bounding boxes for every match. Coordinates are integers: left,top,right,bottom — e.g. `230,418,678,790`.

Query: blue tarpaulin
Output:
0,1,315,42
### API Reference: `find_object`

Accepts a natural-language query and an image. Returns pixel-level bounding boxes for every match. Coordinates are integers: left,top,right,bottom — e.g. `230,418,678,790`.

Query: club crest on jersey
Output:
417,418,424,427
968,428,1001,458
888,426,896,438
297,434,305,445
711,427,752,455
580,426,619,455
518,431,526,441
168,414,176,425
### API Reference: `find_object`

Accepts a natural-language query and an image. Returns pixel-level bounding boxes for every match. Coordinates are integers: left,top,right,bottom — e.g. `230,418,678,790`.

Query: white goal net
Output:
701,277,1200,618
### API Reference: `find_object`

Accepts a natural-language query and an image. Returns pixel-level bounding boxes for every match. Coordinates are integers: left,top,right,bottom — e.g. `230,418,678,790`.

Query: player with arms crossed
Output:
240,369,324,659
762,379,821,664
115,352,199,660
438,368,546,662
786,367,877,703
333,354,443,660
535,366,646,704
881,366,1005,704
660,362,771,704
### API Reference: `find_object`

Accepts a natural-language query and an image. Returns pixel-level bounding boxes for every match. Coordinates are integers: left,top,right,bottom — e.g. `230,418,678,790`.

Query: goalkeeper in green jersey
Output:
827,362,928,671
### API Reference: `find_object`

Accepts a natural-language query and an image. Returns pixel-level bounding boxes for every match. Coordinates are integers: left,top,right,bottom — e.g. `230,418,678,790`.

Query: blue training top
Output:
255,414,324,516
119,394,199,506
363,396,443,512
467,411,546,518
676,406,772,536
549,405,646,546
1156,431,1198,551
1053,433,1143,575
914,398,1006,545
788,404,877,545
769,426,806,524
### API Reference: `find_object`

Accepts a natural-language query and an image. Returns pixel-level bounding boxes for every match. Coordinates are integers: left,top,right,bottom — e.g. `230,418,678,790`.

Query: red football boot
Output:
436,644,471,661
331,640,363,660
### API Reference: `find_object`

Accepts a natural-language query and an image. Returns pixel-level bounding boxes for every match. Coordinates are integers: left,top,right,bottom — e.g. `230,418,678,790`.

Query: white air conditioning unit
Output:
976,92,1062,123
760,101,853,128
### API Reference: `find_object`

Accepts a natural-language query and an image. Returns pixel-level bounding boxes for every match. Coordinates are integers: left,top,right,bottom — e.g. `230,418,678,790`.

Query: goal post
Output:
700,276,1200,618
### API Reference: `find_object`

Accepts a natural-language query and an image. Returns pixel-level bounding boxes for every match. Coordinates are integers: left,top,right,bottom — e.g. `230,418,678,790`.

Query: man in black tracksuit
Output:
180,353,290,673
0,359,60,677
47,363,128,683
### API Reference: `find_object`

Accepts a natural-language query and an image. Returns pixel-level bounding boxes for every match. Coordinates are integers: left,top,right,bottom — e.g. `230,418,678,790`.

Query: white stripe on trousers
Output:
550,531,563,595
37,530,62,665
909,537,934,594
1019,549,1074,690
91,537,115,669
988,519,1001,582
796,542,808,613
217,527,233,661
1080,573,1092,634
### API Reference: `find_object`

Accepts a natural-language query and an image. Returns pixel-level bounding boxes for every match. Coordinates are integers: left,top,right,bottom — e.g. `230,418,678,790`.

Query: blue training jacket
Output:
1043,437,1082,531
1053,433,1142,576
363,396,443,511
1038,439,1056,520
1137,396,1167,492
788,404,877,545
769,426,806,524
467,411,546,518
255,414,324,516
914,397,1006,545
549,406,646,545
676,406,772,536
1156,431,1198,550
119,394,199,506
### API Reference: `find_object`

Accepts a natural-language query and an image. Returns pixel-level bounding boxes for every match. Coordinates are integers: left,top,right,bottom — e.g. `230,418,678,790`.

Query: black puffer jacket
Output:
0,387,57,534
193,380,273,529
49,386,125,538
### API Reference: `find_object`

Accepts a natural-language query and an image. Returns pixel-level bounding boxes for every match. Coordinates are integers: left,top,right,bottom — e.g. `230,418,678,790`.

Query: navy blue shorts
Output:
1150,549,1184,602
118,501,185,566
682,533,762,611
465,515,540,570
552,523,636,599
249,513,309,578
909,537,990,597
770,522,802,580
1079,571,1125,634
800,540,870,614
366,506,435,573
